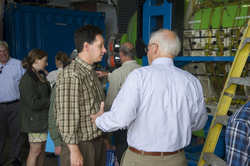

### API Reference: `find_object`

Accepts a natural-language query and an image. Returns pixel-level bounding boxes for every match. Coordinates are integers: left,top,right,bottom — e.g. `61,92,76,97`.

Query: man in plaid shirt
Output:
225,101,250,165
54,25,107,166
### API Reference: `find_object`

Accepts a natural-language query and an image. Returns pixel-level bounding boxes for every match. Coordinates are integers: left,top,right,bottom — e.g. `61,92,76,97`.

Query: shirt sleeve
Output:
48,85,62,147
190,80,208,131
21,66,26,76
96,71,140,132
47,71,56,85
226,121,250,166
225,122,250,166
55,77,80,144
108,72,112,82
104,73,120,111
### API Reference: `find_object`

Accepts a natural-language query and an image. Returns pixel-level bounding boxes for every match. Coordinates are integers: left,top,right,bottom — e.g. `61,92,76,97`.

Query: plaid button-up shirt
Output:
55,57,104,144
226,101,250,166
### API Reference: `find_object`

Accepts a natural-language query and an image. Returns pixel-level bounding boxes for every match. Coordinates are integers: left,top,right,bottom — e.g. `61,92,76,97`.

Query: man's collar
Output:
75,56,93,71
151,57,173,65
122,60,137,66
0,57,12,66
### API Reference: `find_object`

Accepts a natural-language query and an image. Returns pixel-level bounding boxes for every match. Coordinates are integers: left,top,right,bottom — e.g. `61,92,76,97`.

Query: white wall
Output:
97,3,118,37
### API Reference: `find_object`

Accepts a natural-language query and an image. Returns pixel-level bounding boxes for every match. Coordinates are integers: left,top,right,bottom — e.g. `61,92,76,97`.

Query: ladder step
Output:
233,95,249,100
213,115,230,126
203,153,226,166
226,77,250,89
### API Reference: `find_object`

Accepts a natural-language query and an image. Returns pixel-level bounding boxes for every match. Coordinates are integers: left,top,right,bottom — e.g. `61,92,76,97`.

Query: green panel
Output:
198,0,205,3
135,57,142,66
193,4,249,30
192,129,205,138
125,11,142,65
211,7,221,29
120,34,128,44
223,5,248,28
126,11,137,46
193,8,212,30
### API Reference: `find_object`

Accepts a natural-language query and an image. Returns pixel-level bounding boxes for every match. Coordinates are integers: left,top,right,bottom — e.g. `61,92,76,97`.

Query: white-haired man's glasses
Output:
144,43,155,53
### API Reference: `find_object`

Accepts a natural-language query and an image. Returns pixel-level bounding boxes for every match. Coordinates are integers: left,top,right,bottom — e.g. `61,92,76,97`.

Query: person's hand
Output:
68,145,84,166
96,71,109,78
90,102,105,124
70,151,84,166
54,146,61,156
104,139,110,150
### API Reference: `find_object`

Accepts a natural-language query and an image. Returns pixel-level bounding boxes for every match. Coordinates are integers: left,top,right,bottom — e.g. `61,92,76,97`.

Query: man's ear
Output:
83,42,89,52
119,53,123,59
153,44,158,55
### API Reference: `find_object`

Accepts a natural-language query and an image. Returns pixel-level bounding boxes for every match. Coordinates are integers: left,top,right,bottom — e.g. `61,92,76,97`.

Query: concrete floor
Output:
3,132,58,166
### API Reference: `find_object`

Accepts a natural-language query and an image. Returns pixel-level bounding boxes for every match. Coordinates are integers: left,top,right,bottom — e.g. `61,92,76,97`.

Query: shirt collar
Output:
0,57,13,67
75,56,94,72
122,60,137,66
151,57,174,66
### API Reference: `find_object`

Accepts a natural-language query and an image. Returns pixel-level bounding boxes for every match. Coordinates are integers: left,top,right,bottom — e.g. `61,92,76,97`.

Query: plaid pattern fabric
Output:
28,133,47,142
55,57,104,144
48,84,62,147
225,101,250,166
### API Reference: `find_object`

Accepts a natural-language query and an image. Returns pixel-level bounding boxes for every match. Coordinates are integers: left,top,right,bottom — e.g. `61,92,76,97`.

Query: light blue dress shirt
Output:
96,57,208,152
0,57,26,103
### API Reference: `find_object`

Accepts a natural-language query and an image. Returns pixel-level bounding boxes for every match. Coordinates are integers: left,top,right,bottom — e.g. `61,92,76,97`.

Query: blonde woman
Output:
19,49,51,166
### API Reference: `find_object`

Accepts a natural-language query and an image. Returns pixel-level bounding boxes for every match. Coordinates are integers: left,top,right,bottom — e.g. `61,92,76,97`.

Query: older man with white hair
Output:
91,29,208,166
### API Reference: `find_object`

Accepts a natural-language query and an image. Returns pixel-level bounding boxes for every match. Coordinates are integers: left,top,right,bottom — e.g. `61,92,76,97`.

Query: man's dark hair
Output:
74,25,103,53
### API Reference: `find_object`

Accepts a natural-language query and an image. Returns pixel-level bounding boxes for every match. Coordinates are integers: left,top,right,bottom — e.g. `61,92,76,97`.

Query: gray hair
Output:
119,43,136,58
149,29,181,58
0,41,9,51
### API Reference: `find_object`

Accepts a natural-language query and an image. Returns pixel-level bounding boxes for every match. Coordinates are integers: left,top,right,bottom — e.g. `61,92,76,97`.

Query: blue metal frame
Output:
141,1,241,68
174,56,241,68
174,56,250,68
175,56,237,61
142,0,172,66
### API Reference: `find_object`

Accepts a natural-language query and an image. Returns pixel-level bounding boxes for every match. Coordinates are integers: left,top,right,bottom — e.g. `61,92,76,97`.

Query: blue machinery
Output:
4,3,106,72
137,0,242,67
135,0,228,165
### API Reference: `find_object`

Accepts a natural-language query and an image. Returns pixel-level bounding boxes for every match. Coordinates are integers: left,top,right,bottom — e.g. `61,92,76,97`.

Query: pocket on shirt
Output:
29,116,48,132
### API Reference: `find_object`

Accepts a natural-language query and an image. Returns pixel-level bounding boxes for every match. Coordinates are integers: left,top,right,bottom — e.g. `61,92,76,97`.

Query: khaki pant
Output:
121,148,187,166
60,138,106,166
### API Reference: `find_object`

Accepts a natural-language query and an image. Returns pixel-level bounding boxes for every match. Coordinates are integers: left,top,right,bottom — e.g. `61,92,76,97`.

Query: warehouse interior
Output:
1,0,250,165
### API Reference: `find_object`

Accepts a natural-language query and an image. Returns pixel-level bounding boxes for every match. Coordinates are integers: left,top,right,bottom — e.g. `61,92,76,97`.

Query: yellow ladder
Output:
198,19,250,166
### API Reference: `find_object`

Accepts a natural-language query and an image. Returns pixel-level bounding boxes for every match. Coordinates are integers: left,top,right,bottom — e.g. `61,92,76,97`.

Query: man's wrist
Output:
67,144,80,154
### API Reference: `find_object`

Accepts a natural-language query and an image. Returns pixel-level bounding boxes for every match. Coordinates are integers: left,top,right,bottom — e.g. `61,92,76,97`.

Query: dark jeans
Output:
113,129,128,164
0,101,23,164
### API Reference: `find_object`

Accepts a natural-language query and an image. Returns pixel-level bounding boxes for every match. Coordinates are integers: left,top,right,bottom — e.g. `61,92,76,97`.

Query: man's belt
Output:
0,100,19,105
92,135,103,141
129,147,184,156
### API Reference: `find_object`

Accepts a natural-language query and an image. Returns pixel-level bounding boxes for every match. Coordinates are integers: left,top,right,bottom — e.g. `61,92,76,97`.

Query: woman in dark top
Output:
19,49,51,166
